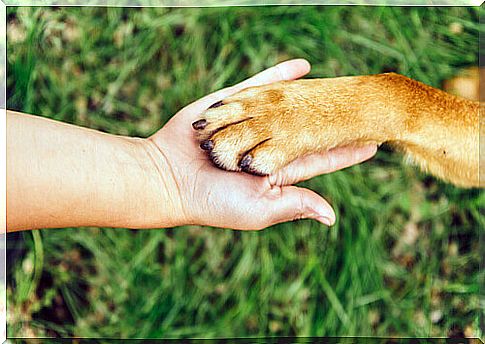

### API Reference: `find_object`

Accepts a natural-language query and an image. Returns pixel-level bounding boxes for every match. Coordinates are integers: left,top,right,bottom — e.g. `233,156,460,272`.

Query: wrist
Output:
133,137,189,228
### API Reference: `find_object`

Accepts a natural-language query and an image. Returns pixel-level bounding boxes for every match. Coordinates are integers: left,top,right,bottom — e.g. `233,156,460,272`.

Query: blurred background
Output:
6,6,483,338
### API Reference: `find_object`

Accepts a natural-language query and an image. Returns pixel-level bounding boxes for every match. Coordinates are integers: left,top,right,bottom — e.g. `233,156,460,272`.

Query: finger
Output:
265,185,336,227
269,144,378,186
182,59,311,117
236,58,311,90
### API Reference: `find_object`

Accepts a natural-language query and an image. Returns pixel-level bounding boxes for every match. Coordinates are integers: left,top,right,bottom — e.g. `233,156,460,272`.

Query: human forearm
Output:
6,111,181,231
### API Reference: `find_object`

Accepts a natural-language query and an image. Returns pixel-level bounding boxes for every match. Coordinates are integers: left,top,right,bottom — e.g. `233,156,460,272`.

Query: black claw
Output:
239,154,252,170
208,100,224,109
200,140,214,151
192,119,207,130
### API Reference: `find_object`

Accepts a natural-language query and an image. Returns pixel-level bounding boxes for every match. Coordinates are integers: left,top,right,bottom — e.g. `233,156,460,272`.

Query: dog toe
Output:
194,102,249,141
208,120,271,171
238,139,297,176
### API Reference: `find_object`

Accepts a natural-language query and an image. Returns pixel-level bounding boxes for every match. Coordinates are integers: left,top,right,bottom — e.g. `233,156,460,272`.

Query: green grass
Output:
6,6,483,339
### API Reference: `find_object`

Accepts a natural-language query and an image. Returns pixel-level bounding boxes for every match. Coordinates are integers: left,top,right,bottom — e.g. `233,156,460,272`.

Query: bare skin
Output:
195,73,481,188
6,59,377,232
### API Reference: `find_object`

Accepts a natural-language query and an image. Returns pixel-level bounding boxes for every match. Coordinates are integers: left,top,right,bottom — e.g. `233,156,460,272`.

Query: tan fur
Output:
196,73,481,188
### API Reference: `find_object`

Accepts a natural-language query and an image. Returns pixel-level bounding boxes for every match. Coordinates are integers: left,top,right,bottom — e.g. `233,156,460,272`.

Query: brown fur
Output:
195,73,481,188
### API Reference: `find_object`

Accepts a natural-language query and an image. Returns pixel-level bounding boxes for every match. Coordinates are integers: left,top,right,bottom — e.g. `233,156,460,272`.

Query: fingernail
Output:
200,140,214,151
239,154,252,170
192,119,207,130
362,144,378,157
317,216,333,226
208,100,224,109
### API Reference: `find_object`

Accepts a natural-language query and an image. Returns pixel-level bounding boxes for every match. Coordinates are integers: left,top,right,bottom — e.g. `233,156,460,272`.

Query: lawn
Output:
6,6,483,338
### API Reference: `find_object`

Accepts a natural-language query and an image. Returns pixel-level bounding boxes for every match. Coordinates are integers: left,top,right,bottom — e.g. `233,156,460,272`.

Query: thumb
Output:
266,186,336,227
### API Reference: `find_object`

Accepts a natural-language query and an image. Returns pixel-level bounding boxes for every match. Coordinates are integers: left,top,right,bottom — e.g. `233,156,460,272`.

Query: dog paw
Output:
192,76,386,175
192,81,326,175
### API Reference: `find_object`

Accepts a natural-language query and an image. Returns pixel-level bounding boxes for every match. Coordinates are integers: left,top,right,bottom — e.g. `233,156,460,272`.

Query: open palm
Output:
149,59,377,230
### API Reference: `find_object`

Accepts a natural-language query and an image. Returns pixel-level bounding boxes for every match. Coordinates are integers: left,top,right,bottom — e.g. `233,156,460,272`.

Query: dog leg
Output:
194,73,481,188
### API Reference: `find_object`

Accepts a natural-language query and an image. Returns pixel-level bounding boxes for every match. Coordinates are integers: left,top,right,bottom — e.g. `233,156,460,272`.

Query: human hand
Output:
148,59,377,230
